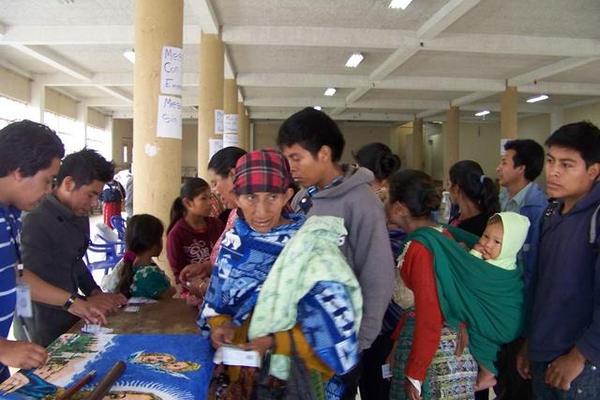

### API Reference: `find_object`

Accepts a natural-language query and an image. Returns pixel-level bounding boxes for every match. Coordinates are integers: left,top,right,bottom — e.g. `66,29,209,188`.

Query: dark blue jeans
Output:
531,361,600,399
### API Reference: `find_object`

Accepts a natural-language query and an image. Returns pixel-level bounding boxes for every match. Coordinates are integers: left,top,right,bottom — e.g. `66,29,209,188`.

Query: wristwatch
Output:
62,292,78,310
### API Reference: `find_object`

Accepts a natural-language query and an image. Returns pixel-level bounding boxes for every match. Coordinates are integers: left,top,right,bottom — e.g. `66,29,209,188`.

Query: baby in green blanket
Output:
469,211,530,390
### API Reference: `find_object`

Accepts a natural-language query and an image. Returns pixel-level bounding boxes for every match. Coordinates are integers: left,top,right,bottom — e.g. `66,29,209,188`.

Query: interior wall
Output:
45,88,77,119
564,102,600,127
182,121,198,177
253,120,396,164
0,67,30,102
88,108,106,128
112,119,133,167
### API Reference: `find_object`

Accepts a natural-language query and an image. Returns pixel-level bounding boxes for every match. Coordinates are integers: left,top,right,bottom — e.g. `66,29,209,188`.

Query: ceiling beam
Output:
10,44,93,80
237,73,369,89
417,0,481,39
508,57,600,86
519,81,600,96
185,0,219,35
222,26,417,49
95,86,133,103
39,72,200,87
3,25,599,59
451,92,496,107
250,110,413,122
338,0,481,114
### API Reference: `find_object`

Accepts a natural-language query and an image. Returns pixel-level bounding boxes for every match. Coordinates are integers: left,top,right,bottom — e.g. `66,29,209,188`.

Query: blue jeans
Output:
531,361,600,399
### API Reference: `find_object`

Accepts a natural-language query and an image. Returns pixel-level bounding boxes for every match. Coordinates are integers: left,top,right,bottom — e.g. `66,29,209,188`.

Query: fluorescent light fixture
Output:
526,94,549,103
123,49,135,64
345,53,364,68
389,0,413,9
324,88,336,96
475,110,490,117
313,106,322,111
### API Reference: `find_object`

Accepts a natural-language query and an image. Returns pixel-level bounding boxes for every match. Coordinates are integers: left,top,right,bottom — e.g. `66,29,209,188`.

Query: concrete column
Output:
28,80,45,123
551,108,565,132
197,33,224,178
223,79,239,148
412,118,424,170
76,101,88,149
132,0,183,227
443,106,460,181
501,86,518,139
237,102,248,151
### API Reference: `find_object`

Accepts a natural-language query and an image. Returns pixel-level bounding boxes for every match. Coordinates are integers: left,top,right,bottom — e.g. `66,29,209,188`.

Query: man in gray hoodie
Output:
278,107,395,399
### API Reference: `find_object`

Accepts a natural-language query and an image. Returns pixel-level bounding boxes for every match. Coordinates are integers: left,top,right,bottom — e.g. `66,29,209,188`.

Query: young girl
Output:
103,214,172,299
166,178,224,302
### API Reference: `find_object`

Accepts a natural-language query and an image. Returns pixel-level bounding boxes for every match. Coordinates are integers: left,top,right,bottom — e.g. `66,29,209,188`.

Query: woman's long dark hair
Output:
388,169,441,217
118,214,164,297
167,177,210,234
448,160,499,217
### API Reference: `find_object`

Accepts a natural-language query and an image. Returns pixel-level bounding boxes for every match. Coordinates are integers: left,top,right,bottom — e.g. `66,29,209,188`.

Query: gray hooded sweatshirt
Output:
291,165,395,350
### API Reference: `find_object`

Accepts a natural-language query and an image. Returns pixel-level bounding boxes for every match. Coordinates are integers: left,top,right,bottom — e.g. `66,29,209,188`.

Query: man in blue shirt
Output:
517,121,600,399
0,120,107,382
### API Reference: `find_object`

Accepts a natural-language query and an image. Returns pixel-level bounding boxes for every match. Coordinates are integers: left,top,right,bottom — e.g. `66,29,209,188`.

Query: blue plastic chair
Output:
84,240,124,275
110,215,127,241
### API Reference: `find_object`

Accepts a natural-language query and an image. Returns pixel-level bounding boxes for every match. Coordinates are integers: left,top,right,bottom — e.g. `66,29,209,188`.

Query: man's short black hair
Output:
0,119,64,177
277,107,345,162
57,148,114,188
545,121,600,168
504,139,545,181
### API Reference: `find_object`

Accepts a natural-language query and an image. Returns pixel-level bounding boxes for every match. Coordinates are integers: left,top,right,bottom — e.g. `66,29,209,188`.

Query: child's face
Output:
184,189,212,218
236,190,292,233
475,222,503,260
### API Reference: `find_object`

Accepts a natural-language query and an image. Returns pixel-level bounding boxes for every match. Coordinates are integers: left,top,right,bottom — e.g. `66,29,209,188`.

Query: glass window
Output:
0,96,29,129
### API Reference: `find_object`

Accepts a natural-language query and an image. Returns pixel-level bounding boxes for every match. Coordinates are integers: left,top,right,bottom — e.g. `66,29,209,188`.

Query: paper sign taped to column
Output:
223,134,239,148
157,95,182,139
500,138,509,155
224,114,239,134
161,46,183,95
215,110,224,135
209,138,223,159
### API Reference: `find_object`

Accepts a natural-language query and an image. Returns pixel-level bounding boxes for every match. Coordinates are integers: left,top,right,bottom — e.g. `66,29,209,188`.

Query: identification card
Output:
381,363,392,379
15,283,33,318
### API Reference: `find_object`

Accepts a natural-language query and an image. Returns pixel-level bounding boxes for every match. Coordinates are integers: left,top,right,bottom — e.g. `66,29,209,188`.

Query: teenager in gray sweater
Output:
277,107,395,399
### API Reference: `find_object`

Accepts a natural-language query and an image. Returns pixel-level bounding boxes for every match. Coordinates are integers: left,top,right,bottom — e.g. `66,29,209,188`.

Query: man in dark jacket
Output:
517,121,600,399
15,149,127,347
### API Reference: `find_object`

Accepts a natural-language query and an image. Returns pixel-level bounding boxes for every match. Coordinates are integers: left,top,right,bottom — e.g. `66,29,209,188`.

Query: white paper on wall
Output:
224,114,239,134
160,46,183,95
500,138,509,155
209,138,224,159
214,110,224,135
156,95,182,139
223,134,239,148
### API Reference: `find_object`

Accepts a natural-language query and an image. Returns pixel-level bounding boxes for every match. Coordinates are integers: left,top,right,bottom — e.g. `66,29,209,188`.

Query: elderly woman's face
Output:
208,168,236,208
236,190,292,233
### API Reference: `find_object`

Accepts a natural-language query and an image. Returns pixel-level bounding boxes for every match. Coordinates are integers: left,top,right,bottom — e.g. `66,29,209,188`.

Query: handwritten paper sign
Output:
224,114,239,134
223,133,239,148
209,138,223,158
156,95,182,139
160,46,183,95
214,109,224,135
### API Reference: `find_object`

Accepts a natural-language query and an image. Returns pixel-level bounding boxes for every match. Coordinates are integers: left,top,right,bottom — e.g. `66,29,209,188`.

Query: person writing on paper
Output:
0,121,106,381
200,149,362,398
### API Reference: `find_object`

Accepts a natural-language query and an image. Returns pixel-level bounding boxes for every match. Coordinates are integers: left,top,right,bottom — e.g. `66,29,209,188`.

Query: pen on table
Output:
57,370,96,400
85,361,126,400
18,316,32,342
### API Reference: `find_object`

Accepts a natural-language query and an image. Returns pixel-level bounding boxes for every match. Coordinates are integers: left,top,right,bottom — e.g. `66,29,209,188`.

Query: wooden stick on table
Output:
84,361,126,400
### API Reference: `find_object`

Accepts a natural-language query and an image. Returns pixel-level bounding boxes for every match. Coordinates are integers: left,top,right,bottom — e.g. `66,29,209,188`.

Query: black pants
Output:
495,338,532,400
356,334,395,400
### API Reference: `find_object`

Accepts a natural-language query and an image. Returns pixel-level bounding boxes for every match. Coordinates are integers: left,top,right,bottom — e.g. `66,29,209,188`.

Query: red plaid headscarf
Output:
233,149,292,195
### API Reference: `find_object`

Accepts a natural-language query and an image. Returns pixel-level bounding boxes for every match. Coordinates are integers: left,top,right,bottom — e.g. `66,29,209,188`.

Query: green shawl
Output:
406,225,524,374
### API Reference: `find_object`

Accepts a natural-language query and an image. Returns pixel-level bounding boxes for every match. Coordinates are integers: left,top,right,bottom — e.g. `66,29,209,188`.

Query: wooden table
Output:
70,298,200,334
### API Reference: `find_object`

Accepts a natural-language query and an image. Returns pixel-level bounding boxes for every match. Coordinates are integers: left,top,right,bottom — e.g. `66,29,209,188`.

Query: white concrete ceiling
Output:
0,0,599,123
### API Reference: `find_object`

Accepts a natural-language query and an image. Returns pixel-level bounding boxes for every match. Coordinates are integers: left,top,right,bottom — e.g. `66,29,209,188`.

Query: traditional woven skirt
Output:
390,315,478,399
